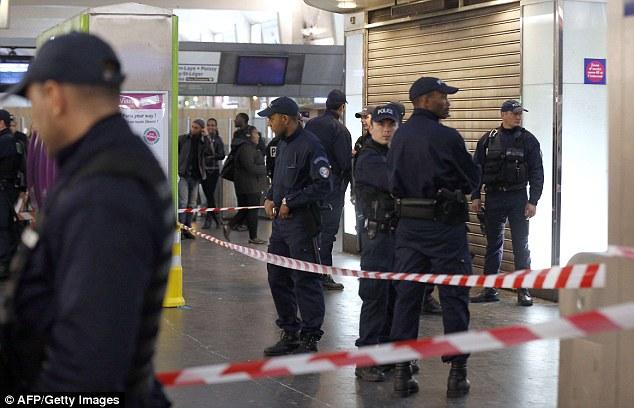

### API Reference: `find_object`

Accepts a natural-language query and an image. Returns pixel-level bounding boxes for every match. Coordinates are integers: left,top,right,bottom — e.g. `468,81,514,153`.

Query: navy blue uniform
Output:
0,127,24,274
305,110,352,266
388,109,480,364
266,126,332,336
354,139,393,347
6,115,173,404
472,126,543,274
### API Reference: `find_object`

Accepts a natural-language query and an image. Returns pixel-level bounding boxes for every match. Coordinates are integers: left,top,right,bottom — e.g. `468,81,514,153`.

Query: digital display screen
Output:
0,55,31,91
235,56,288,86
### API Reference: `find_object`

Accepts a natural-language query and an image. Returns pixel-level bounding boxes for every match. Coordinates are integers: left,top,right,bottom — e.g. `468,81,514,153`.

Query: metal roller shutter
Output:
366,2,520,274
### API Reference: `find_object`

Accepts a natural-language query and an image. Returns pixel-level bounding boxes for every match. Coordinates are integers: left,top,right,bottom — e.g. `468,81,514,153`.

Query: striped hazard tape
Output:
178,224,605,290
157,301,634,387
178,206,264,214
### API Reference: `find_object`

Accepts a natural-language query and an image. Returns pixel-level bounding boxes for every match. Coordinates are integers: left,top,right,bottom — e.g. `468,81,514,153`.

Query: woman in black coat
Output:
223,126,268,244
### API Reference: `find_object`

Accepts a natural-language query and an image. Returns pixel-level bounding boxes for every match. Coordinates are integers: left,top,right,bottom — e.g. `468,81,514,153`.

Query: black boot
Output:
213,213,221,229
355,366,386,382
517,288,533,306
264,331,299,356
293,332,320,354
422,295,442,315
393,362,419,398
322,275,344,290
470,287,499,303
447,362,470,398
202,213,212,229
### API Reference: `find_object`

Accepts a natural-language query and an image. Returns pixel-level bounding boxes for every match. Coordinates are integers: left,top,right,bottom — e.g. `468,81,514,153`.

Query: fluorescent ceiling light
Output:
337,1,357,9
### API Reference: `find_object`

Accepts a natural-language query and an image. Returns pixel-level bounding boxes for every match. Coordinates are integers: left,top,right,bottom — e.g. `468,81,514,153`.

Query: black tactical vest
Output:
482,127,528,191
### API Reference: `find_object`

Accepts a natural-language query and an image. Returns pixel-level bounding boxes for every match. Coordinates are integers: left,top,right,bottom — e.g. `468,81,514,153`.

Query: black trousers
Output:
201,169,220,210
229,193,260,239
0,184,19,267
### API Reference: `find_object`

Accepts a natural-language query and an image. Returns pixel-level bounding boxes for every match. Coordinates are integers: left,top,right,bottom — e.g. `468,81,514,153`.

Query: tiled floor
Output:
157,220,559,407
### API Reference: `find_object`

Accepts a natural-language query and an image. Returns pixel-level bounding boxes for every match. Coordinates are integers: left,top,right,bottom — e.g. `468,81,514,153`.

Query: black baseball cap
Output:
355,105,374,118
2,32,125,100
326,89,347,109
409,76,459,101
257,97,299,118
501,99,528,113
0,109,12,127
372,105,400,123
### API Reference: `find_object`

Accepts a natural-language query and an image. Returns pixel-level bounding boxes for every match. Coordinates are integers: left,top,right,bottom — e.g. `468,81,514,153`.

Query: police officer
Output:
353,105,400,382
265,134,281,179
0,33,173,405
352,105,373,155
469,100,544,306
259,97,333,356
387,77,480,398
0,109,25,280
305,89,352,291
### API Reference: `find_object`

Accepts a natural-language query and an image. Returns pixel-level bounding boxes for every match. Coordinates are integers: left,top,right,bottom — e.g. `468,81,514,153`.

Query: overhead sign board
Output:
178,51,221,84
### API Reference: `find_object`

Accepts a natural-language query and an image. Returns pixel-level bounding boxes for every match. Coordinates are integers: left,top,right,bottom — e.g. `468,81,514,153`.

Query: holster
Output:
366,220,378,240
300,203,322,238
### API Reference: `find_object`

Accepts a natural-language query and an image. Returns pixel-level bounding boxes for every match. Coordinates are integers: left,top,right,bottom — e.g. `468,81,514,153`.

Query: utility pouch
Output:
396,198,436,220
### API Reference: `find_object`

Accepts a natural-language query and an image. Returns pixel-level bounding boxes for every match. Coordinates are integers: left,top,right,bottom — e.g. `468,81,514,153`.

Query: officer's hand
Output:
279,203,291,219
470,199,481,213
525,203,537,218
264,199,276,219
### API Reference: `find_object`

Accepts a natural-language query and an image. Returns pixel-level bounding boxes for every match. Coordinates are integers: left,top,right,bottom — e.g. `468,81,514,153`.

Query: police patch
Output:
319,166,330,179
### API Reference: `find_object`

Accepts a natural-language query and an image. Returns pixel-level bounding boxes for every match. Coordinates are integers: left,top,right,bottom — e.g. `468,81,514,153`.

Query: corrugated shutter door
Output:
366,2,520,274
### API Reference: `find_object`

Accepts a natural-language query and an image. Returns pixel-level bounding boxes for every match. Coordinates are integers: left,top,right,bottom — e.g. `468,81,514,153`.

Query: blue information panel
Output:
584,58,607,85
626,1,634,16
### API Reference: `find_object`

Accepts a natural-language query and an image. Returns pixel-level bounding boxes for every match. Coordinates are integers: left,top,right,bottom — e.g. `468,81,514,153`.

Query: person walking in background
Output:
201,117,225,229
223,125,267,244
178,118,213,239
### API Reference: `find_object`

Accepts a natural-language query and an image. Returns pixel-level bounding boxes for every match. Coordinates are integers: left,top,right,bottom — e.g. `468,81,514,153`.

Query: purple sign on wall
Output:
626,1,634,16
584,58,607,85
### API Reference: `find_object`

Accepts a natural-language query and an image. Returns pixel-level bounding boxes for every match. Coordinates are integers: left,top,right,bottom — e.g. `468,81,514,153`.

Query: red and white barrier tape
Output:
178,206,264,214
157,301,634,387
178,224,605,290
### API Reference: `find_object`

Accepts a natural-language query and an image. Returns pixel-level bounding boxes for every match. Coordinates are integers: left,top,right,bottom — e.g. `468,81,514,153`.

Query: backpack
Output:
221,143,244,182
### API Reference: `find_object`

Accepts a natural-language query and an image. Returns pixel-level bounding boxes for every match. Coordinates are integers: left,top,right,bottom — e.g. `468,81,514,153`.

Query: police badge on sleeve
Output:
319,166,330,179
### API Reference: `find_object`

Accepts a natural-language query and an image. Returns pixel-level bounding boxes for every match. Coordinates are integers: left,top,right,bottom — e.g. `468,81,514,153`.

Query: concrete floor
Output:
157,219,559,407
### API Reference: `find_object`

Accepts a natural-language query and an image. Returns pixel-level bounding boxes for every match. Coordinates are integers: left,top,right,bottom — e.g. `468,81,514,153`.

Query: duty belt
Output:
485,183,526,193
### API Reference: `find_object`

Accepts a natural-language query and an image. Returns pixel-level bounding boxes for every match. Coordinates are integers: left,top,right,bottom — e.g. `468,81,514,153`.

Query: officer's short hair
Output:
207,118,218,125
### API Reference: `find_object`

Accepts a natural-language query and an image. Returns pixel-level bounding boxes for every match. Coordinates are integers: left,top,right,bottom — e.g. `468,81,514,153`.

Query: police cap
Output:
501,99,528,113
257,97,299,118
2,32,125,100
372,105,399,123
354,105,374,118
409,76,459,101
326,89,347,109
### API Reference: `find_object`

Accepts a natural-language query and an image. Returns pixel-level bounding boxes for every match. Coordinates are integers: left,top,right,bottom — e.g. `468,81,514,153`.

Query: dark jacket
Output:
265,136,281,178
388,109,480,199
471,125,544,205
178,132,213,179
234,138,267,194
7,114,172,404
266,127,333,209
204,133,225,172
305,110,352,192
